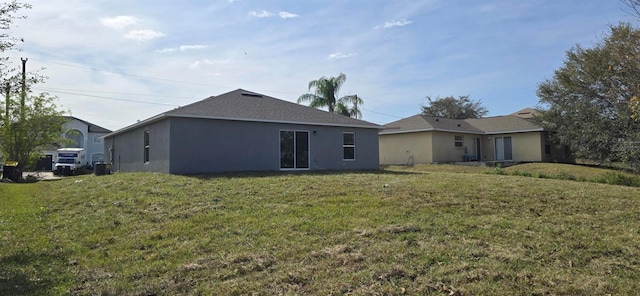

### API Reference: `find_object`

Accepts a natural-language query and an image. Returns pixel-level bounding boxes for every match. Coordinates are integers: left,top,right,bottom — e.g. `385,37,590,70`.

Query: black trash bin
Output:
2,161,21,182
94,162,106,176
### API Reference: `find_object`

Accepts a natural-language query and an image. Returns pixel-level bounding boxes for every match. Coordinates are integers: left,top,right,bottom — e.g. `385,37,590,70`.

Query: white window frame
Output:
343,132,356,161
454,135,463,148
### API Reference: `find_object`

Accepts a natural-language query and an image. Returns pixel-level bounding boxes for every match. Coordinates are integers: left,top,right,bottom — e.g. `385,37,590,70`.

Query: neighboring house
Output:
103,89,381,174
379,109,571,165
37,116,112,170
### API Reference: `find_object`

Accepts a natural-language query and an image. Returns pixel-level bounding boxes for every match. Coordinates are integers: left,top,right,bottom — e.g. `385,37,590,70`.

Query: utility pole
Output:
20,57,27,122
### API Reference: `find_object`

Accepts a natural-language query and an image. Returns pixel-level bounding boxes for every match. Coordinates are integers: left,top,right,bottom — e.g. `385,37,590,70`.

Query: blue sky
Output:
5,0,635,130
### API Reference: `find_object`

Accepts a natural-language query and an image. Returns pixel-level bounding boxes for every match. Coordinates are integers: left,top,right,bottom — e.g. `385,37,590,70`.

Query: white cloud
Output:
157,45,208,53
190,59,230,68
249,10,273,18
375,19,412,29
100,16,139,30
249,11,299,19
124,30,166,41
327,52,355,60
279,12,299,19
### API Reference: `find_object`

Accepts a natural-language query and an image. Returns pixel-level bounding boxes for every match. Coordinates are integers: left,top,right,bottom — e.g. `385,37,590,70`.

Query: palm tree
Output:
334,94,363,119
297,73,364,118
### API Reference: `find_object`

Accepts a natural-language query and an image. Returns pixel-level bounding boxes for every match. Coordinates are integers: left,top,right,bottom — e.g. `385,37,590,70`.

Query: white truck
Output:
54,148,86,176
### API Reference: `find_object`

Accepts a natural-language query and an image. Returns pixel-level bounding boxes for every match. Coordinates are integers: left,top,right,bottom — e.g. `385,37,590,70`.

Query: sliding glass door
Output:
280,130,309,169
495,136,512,161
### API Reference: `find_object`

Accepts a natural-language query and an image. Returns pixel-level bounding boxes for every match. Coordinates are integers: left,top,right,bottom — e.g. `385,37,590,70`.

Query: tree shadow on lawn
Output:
187,168,420,180
0,250,70,296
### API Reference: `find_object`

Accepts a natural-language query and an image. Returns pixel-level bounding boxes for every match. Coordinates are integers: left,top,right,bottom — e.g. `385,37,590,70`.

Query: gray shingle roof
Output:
381,115,483,134
381,113,544,135
106,89,381,137
465,116,544,134
64,116,112,133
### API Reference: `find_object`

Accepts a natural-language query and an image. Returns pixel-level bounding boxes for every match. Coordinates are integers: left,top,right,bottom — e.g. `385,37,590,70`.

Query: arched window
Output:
65,129,84,148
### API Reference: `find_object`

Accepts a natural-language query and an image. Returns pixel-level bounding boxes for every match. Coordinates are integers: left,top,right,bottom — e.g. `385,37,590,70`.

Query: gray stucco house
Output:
103,89,381,174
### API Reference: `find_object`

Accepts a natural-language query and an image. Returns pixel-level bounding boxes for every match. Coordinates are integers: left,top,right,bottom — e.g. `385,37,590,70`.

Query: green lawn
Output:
1,164,639,295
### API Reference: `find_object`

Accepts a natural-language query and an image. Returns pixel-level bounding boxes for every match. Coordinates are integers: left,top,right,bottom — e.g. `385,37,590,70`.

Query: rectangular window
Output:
454,135,463,148
280,130,309,169
144,130,150,163
545,144,551,154
343,132,355,160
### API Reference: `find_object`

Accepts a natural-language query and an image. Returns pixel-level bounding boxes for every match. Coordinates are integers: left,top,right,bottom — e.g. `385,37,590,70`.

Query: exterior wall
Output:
104,119,171,173
379,132,432,165
168,118,379,174
61,118,109,166
106,117,379,174
87,132,109,165
484,132,544,162
432,131,468,162
62,119,89,165
512,132,544,162
379,131,553,164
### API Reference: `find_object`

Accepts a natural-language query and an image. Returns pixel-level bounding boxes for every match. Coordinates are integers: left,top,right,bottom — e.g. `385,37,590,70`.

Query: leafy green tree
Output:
622,0,640,121
537,23,640,171
297,73,364,118
421,95,488,119
1,92,67,168
1,1,30,81
0,1,66,172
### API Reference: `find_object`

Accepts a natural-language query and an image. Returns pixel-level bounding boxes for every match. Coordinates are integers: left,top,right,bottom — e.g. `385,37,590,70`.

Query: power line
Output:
15,57,417,119
35,87,196,100
361,107,404,119
26,58,229,89
23,57,422,107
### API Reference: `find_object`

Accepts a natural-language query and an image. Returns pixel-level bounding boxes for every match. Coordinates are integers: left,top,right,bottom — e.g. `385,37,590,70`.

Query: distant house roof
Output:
106,89,381,138
64,116,112,133
381,112,544,135
382,115,483,135
510,107,540,119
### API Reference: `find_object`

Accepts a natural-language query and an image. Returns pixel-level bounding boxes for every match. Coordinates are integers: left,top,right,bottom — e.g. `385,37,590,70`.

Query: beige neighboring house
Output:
379,108,572,165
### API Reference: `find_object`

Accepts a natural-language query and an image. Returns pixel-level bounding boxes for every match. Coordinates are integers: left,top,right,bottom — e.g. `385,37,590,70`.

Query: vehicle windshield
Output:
57,158,75,164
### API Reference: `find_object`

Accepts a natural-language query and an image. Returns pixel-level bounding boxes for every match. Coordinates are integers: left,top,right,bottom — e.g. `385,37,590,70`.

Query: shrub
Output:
594,172,640,187
510,170,532,177
553,172,576,181
493,165,506,175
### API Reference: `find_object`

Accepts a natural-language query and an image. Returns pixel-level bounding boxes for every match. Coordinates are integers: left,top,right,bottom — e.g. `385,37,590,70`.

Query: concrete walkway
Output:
23,171,64,181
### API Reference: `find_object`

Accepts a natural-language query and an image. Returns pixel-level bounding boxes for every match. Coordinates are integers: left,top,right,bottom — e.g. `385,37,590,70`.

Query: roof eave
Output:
166,114,383,129
380,127,545,135
103,113,168,138
380,128,483,135
483,128,545,135
104,113,382,139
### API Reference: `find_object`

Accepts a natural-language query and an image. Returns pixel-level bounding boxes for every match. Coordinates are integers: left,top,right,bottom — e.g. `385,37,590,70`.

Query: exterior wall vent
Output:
241,92,263,98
